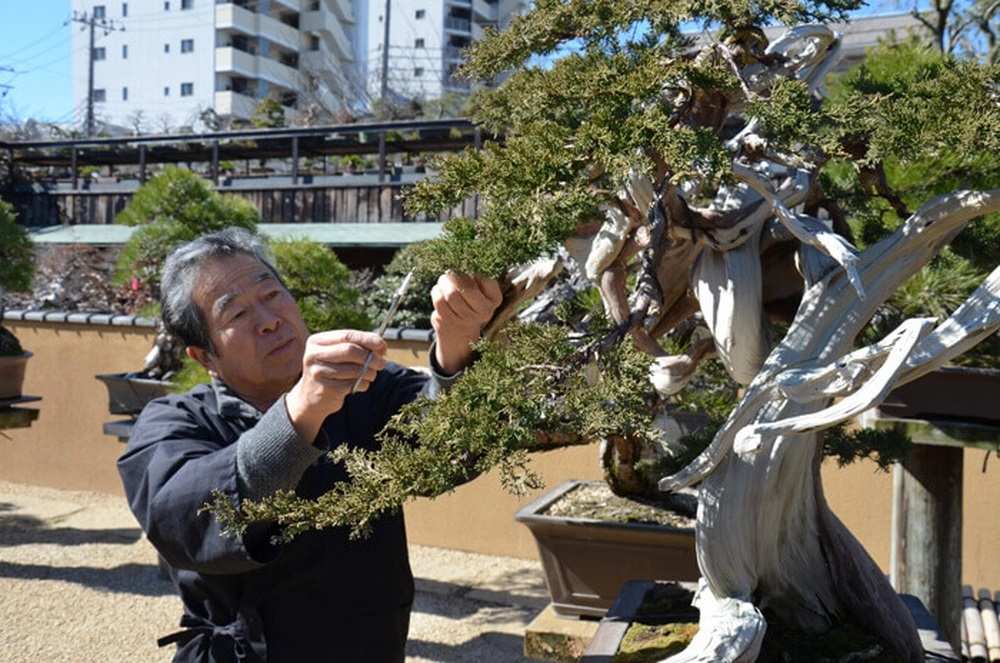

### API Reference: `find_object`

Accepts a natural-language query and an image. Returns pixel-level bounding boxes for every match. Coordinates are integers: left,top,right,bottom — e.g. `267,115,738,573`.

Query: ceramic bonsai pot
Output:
516,480,698,618
95,372,173,415
0,352,32,401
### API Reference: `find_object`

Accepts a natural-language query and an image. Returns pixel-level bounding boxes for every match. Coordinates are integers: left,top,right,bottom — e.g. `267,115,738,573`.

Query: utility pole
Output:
70,10,125,137
377,0,391,182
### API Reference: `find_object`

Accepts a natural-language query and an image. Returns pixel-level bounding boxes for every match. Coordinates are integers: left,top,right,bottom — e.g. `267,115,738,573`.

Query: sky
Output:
0,0,940,125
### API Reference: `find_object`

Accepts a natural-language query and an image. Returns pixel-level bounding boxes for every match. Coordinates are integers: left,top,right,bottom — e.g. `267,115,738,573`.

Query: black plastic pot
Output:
516,480,698,618
94,372,173,416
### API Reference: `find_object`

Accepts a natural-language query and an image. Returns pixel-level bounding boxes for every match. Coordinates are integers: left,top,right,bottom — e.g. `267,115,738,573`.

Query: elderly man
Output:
118,227,502,663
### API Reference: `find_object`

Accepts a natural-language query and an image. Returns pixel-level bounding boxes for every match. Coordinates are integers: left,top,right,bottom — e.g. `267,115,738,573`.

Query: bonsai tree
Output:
115,166,259,379
0,200,34,357
211,3,1000,661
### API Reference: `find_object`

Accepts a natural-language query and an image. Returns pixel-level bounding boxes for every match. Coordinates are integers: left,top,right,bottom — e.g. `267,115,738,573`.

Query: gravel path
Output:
0,481,547,662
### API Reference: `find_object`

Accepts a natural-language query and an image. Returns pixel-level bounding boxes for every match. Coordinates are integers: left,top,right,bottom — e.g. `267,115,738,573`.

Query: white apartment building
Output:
355,0,528,103
71,0,358,130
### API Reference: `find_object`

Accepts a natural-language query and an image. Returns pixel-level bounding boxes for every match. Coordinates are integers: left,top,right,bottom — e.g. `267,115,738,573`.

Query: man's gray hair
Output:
160,227,281,351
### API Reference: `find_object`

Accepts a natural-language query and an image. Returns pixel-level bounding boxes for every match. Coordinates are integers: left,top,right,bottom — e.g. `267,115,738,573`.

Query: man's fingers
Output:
437,273,500,319
310,330,387,354
309,342,387,367
309,362,382,382
475,276,504,308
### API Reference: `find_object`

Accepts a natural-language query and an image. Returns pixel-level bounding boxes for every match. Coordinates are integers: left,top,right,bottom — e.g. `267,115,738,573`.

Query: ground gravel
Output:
0,480,545,662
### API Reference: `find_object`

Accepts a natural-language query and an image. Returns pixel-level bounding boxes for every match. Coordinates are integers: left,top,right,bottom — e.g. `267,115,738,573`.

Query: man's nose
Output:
257,306,281,333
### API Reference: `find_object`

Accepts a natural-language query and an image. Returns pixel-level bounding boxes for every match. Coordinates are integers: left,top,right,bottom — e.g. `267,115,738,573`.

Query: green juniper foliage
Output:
115,167,259,303
0,200,34,356
208,1,998,537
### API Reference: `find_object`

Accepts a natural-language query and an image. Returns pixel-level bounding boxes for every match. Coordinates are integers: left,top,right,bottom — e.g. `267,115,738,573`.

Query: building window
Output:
180,82,194,96
93,47,106,61
415,9,425,19
164,43,170,53
181,39,194,53
414,38,425,48
122,44,128,59
93,89,106,102
181,0,193,8
122,3,127,17
164,86,170,96
309,35,319,51
93,5,106,18
414,67,424,77
164,1,170,10
122,87,128,101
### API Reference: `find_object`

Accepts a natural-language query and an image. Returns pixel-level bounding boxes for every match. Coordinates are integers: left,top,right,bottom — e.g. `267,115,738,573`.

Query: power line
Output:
0,20,69,62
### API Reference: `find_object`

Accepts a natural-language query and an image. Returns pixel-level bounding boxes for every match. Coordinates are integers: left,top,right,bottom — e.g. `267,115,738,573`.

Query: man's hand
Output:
431,271,503,376
285,330,387,444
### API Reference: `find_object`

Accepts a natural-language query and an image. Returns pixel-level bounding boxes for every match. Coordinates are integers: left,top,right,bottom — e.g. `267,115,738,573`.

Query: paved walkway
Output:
0,480,548,662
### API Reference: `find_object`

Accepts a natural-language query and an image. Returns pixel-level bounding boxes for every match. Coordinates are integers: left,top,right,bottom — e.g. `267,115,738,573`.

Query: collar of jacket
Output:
210,377,265,421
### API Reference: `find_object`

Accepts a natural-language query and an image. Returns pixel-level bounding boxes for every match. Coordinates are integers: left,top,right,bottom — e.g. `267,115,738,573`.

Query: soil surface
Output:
542,482,696,528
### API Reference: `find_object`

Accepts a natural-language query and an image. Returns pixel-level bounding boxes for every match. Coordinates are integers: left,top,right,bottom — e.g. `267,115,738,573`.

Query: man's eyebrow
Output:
214,271,276,316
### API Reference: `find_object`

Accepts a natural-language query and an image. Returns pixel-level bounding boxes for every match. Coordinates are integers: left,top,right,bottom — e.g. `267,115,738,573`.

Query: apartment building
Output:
70,0,358,130
356,0,528,102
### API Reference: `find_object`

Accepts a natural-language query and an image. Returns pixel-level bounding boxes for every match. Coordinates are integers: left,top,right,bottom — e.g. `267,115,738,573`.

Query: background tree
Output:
0,200,33,356
212,3,1000,661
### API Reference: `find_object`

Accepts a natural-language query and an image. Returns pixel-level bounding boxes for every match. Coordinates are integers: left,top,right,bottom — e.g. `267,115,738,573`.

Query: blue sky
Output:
0,1,935,124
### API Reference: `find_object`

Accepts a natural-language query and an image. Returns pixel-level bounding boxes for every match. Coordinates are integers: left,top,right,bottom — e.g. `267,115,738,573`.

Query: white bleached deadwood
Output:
585,204,634,281
659,188,1000,663
483,256,564,339
649,335,716,397
692,225,769,384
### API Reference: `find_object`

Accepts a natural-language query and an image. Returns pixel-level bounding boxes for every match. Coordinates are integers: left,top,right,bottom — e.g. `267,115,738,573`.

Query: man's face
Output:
187,253,308,407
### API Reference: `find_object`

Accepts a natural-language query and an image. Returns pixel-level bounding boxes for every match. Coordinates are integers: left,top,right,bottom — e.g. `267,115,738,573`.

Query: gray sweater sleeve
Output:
236,343,467,502
235,396,326,502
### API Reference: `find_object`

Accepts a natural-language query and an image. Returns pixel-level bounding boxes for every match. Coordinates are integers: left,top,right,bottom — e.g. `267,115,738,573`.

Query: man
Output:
117,227,502,663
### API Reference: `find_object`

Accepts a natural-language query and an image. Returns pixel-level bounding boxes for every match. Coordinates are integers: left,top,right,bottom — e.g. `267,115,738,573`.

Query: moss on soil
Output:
541,483,695,528
612,623,698,663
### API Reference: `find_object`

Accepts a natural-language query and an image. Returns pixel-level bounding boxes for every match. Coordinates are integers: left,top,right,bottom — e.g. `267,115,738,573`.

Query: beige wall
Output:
3,320,999,590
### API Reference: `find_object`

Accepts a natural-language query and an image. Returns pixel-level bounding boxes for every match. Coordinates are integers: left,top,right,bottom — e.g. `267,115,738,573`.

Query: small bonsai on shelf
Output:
0,200,34,358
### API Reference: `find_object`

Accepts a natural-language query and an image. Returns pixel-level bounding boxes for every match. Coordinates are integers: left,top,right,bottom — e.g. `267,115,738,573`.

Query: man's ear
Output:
186,345,218,378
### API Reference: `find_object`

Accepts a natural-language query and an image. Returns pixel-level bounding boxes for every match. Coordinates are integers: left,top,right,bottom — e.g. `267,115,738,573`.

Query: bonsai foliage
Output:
270,239,371,333
115,166,259,303
211,3,1000,661
0,200,34,356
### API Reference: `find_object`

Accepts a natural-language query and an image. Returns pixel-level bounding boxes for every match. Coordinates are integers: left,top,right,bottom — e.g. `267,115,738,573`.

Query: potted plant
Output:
208,4,999,661
0,200,35,401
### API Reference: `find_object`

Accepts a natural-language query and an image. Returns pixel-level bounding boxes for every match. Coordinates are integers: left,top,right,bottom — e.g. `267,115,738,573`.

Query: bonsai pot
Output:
0,352,32,401
583,580,960,662
516,480,698,618
95,372,173,416
878,366,1000,424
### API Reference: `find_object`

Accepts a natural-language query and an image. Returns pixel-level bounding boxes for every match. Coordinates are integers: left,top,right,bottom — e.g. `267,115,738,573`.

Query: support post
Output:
895,443,963,654
138,144,146,182
71,147,78,189
291,136,299,185
211,140,219,184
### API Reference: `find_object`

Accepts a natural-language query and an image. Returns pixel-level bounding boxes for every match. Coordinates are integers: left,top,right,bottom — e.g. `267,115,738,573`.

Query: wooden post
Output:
291,136,299,185
895,443,963,653
71,147,78,189
138,144,147,183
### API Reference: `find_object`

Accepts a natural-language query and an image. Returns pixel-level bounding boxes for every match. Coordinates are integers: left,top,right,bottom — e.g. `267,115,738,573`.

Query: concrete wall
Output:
3,318,999,591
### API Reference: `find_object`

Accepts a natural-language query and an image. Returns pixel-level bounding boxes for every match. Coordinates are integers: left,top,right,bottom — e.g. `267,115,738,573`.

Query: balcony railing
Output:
444,16,471,32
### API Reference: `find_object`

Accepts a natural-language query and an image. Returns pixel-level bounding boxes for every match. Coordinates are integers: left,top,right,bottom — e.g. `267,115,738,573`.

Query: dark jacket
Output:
117,363,432,663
